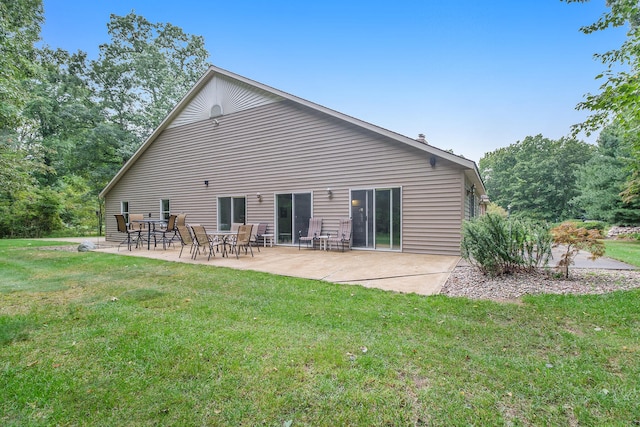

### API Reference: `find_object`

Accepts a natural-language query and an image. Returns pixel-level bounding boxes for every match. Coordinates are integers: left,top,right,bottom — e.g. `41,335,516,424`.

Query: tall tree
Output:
564,0,640,202
0,0,43,129
480,135,595,222
90,12,211,149
24,48,101,185
571,124,640,224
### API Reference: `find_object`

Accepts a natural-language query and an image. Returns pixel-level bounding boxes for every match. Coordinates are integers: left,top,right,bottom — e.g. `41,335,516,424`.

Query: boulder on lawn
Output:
77,241,96,252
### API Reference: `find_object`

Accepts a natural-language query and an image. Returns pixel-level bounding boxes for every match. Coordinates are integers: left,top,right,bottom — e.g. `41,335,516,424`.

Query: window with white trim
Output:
121,201,129,224
160,199,170,221
218,196,246,230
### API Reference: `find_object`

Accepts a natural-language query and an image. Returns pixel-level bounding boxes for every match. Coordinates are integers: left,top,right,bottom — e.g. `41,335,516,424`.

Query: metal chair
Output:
299,218,322,250
328,219,352,252
156,214,178,249
250,223,267,252
114,214,141,251
230,224,254,258
176,225,195,258
191,224,221,261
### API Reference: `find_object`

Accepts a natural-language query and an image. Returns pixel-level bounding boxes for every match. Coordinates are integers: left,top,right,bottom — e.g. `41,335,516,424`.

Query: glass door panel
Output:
294,193,311,244
391,187,401,248
375,189,391,249
276,192,311,244
351,190,374,248
276,194,292,243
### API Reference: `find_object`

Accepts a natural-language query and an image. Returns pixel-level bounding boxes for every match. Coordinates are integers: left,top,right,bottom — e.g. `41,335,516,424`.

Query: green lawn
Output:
1,239,639,426
605,239,640,267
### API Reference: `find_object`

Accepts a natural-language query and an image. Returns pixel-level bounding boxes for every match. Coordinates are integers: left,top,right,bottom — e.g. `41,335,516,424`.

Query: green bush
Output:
562,219,606,232
461,213,553,276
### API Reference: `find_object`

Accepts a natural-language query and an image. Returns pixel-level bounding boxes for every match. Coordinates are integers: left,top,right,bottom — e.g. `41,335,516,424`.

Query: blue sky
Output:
40,0,626,163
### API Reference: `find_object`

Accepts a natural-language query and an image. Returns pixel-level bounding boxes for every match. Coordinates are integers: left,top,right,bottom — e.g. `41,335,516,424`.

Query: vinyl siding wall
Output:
105,100,466,255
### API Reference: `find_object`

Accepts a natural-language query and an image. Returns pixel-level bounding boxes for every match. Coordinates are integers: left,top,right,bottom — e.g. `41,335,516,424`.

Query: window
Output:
218,196,246,230
121,201,129,224
160,199,170,221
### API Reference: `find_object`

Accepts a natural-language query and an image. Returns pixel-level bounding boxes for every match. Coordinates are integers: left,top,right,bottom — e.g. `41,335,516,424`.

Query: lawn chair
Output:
224,222,243,251
176,213,187,227
156,214,178,249
114,214,141,251
229,224,253,258
176,225,195,258
250,223,267,252
328,219,352,252
299,218,322,250
191,224,220,261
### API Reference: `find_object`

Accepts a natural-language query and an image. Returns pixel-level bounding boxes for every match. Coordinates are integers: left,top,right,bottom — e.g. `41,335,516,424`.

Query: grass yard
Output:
605,239,640,268
1,239,639,426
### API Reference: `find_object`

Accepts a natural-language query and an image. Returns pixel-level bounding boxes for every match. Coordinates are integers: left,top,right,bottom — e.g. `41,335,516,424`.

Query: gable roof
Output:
100,65,484,198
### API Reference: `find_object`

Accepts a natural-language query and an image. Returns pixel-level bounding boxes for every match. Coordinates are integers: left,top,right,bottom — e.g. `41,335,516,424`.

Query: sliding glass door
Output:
351,188,401,250
276,192,311,244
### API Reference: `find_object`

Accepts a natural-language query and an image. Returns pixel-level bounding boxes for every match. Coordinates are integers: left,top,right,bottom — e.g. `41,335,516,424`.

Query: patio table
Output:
261,233,274,247
133,218,167,250
207,230,236,257
317,235,329,250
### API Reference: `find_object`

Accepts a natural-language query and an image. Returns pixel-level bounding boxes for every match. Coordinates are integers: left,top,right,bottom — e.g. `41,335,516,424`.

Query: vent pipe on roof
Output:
417,133,427,144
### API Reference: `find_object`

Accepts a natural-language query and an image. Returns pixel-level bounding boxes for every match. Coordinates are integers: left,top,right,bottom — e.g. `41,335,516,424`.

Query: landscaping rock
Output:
77,241,96,252
607,226,640,238
441,266,640,301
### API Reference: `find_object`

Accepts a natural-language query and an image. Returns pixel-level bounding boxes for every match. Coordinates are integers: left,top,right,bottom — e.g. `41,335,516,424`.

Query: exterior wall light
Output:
204,180,209,187
256,192,262,201
327,188,333,198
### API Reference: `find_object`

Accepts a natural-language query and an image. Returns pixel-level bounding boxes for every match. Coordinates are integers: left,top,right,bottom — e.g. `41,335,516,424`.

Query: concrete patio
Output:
42,237,636,296
46,237,460,296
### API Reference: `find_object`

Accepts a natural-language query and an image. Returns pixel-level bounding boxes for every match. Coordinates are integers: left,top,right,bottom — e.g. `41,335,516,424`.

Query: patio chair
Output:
299,217,322,250
224,222,243,251
191,224,221,261
114,214,141,251
249,223,267,252
328,218,352,252
156,214,178,249
176,225,195,258
229,224,254,258
176,213,187,227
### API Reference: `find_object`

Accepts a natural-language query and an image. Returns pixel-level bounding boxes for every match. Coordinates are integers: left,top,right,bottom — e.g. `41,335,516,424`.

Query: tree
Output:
571,123,640,224
89,12,211,145
1,9,212,237
24,48,101,185
551,222,605,278
0,0,43,130
564,0,640,202
479,135,595,222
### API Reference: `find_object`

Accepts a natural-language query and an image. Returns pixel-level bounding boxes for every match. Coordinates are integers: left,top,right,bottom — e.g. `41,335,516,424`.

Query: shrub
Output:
581,221,606,232
461,214,552,276
551,222,605,278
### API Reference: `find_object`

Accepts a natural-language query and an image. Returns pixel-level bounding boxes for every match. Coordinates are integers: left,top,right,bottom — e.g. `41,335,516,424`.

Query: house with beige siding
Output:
100,65,486,256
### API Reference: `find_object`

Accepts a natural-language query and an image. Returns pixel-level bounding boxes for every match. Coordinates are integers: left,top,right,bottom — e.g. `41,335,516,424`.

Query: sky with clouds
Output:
40,0,626,163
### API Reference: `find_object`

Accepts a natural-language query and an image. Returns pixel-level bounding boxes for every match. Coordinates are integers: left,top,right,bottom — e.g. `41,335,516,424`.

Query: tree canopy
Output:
563,0,640,203
0,1,211,237
480,135,595,222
